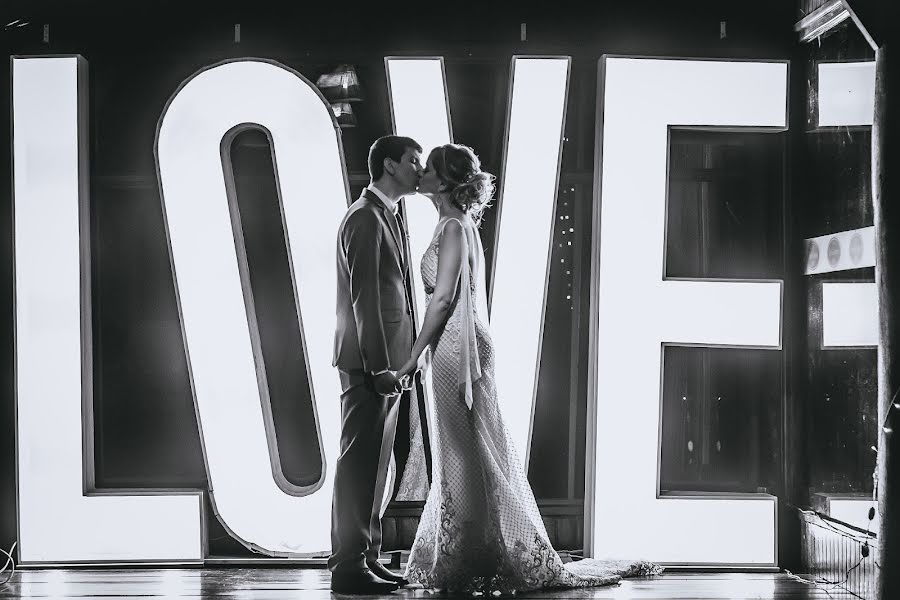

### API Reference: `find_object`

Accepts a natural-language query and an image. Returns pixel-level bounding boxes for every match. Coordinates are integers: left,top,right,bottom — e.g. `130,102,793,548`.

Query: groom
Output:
330,135,423,594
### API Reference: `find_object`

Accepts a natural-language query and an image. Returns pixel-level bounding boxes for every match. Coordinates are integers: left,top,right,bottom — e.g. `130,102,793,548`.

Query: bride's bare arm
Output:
398,219,465,379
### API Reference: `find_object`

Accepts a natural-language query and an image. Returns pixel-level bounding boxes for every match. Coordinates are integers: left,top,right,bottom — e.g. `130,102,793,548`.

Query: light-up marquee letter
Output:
490,57,570,466
13,56,203,564
588,57,786,565
385,57,454,455
156,60,348,555
386,57,570,466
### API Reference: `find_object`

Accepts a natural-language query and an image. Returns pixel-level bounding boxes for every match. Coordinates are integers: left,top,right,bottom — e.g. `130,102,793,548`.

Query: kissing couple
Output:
329,136,661,594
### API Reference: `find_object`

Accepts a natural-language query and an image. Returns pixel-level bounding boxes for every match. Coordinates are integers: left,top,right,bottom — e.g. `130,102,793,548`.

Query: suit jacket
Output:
333,189,415,374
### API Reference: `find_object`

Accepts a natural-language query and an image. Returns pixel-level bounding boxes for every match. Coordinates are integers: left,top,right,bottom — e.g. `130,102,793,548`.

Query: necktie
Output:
394,211,415,320
395,210,409,264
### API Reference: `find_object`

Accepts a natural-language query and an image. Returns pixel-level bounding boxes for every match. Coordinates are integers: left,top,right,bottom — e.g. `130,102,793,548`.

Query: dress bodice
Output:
420,222,477,301
419,217,488,411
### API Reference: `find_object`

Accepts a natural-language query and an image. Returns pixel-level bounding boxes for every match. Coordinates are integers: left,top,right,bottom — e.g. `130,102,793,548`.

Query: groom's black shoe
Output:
330,568,400,594
367,560,410,587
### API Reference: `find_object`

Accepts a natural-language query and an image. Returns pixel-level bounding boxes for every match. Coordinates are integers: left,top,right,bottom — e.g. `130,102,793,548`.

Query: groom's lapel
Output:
362,189,405,271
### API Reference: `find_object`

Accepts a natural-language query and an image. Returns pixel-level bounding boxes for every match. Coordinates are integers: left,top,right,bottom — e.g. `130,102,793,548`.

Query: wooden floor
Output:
0,568,865,598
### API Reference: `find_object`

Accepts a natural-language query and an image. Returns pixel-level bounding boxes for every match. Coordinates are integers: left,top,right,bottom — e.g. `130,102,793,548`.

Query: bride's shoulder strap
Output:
438,215,464,230
437,216,465,240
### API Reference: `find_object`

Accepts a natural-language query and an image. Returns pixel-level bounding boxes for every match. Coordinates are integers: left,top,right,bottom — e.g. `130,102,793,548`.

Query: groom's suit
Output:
330,188,416,574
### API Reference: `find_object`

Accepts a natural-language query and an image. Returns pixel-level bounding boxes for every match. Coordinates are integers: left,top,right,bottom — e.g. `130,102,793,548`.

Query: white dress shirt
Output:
366,183,398,215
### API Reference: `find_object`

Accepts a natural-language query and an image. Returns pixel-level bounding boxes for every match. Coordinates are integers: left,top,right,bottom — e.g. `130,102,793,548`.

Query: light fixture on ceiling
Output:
316,64,362,128
330,102,357,128
316,64,363,103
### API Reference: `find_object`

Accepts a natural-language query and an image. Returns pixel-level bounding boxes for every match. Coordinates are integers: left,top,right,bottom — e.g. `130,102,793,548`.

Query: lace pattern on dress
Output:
405,217,662,593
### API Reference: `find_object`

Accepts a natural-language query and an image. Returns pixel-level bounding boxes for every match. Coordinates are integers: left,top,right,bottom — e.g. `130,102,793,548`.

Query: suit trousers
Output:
328,371,403,573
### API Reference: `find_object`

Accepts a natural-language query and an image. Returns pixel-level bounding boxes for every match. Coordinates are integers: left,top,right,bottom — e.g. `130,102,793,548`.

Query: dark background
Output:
0,0,882,562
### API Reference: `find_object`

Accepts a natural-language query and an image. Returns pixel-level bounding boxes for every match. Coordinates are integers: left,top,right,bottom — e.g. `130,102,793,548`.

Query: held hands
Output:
396,362,415,382
396,352,429,391
376,353,430,397
397,372,415,392
372,371,402,396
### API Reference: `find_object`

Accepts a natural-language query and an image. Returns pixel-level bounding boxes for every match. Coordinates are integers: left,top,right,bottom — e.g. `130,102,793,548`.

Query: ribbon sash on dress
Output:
453,219,482,410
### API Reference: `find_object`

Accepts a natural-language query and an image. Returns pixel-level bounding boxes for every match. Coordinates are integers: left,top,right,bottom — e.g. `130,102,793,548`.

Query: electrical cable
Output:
0,541,17,587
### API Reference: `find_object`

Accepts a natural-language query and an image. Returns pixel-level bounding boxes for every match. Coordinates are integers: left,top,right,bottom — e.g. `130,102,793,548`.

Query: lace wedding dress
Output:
405,217,661,594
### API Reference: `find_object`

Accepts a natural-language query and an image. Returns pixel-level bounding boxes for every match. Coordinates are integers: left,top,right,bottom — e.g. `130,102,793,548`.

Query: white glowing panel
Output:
590,57,785,565
157,60,347,554
385,57,452,455
818,61,875,127
491,57,570,465
822,282,878,347
13,56,203,563
828,497,879,532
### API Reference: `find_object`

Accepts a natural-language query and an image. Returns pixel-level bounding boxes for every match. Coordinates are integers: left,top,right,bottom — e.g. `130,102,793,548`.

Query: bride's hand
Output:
397,360,416,381
395,361,416,391
417,350,430,372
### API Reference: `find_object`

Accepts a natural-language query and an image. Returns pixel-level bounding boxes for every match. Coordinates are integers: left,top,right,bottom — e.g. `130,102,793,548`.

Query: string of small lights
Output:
558,183,577,311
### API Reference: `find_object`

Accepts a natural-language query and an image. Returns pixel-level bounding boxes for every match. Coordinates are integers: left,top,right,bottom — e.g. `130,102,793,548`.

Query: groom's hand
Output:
373,371,401,396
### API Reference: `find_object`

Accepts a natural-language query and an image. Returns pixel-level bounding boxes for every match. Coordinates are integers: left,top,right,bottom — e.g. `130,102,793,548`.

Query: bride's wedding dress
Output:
405,217,661,594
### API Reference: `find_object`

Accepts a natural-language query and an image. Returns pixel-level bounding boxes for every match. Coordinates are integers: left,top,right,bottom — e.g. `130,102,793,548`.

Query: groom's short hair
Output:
368,135,422,181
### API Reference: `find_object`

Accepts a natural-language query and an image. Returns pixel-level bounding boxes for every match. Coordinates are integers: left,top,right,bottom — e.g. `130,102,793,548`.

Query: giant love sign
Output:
12,55,786,566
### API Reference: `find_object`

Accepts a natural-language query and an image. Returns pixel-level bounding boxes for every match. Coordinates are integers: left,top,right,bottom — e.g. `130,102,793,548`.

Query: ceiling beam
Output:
794,0,850,43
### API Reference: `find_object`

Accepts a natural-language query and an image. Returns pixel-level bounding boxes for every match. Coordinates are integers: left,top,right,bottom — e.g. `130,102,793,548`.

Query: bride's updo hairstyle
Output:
429,144,495,223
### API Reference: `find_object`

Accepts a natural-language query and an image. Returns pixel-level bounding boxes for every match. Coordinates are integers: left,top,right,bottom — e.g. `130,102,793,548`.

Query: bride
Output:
395,143,660,594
